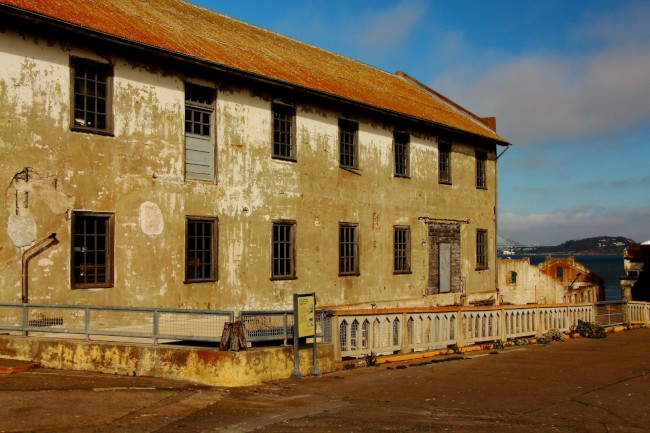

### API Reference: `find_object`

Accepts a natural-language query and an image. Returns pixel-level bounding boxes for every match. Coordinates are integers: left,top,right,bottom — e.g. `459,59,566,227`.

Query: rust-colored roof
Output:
0,0,508,144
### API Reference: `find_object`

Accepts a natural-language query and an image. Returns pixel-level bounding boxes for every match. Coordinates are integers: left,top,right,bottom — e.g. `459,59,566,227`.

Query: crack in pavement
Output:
199,401,343,433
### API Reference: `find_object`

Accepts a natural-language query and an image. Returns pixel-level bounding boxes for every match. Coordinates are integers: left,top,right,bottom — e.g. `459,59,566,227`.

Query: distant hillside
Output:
529,236,633,254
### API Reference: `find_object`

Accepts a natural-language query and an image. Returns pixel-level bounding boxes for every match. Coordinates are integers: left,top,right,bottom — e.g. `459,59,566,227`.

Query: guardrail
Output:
594,301,627,327
2,301,647,359
336,304,599,358
0,303,234,344
238,310,331,344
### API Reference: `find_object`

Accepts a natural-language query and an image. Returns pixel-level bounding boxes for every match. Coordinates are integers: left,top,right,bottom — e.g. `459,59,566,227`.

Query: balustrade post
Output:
399,312,409,354
499,307,506,342
535,306,542,338
331,313,341,361
456,307,464,349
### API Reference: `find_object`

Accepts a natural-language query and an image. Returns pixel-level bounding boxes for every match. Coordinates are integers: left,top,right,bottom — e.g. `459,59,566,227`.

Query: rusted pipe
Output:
21,232,57,304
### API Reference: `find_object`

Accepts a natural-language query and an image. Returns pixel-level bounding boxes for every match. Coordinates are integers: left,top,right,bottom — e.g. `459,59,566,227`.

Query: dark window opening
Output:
185,84,214,137
339,119,358,169
476,229,488,269
185,217,218,282
71,58,111,133
339,223,359,275
272,221,296,278
72,212,113,288
439,142,451,184
476,151,487,189
273,104,295,160
394,131,409,177
394,226,411,273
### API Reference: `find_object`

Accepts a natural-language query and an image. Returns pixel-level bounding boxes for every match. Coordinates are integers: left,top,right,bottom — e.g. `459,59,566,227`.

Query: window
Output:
71,58,112,134
476,151,487,189
71,212,114,288
185,217,218,282
393,226,411,273
339,119,358,169
556,266,564,281
476,229,488,269
272,221,296,279
339,223,359,275
439,141,451,184
508,271,517,284
185,83,216,181
273,103,295,160
394,132,409,177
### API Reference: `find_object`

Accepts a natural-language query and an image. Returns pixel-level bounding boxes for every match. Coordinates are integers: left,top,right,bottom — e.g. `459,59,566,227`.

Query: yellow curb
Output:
0,362,39,375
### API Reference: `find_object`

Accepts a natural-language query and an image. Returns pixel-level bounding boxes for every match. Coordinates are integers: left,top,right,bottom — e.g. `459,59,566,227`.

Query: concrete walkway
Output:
1,329,649,432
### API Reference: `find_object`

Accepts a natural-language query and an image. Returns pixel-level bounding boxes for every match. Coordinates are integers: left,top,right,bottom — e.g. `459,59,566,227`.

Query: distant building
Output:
498,256,604,305
620,241,650,301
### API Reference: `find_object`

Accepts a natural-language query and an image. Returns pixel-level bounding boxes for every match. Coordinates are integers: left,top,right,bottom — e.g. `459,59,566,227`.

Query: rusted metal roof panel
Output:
0,0,508,143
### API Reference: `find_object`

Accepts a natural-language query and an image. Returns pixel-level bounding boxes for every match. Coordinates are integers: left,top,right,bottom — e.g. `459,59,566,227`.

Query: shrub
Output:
544,329,566,342
364,352,377,367
572,320,606,339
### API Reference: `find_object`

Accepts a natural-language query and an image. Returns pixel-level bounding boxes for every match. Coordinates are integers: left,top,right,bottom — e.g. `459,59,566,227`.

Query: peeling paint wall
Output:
1,24,498,312
498,257,602,304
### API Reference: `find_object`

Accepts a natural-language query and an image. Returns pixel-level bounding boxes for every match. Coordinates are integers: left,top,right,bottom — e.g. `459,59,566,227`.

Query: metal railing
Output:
0,303,234,344
2,300,648,359
238,310,331,344
594,301,627,327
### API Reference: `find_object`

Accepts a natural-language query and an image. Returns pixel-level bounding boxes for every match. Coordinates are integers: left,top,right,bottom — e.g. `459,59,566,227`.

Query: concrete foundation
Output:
0,335,334,386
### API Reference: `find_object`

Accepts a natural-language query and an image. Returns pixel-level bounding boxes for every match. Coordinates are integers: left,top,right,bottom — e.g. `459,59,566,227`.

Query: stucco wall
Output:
1,25,498,312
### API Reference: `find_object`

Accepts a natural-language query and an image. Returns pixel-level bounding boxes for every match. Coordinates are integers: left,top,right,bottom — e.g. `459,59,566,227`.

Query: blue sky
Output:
195,0,650,245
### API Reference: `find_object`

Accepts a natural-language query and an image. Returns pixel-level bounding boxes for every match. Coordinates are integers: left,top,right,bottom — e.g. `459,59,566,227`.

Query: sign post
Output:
291,292,321,379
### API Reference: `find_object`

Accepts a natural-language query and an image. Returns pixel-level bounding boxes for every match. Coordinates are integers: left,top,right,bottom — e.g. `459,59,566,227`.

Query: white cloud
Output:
432,3,650,146
349,1,428,61
499,206,650,245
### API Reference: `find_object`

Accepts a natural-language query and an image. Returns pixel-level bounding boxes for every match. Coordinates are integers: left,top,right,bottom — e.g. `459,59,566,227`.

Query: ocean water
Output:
510,254,624,301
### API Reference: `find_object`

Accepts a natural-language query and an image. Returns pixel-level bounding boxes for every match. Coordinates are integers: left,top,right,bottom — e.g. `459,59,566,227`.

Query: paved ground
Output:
1,329,649,433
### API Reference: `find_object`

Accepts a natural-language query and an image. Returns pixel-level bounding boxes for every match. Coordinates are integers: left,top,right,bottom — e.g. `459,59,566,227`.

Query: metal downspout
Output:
21,232,57,303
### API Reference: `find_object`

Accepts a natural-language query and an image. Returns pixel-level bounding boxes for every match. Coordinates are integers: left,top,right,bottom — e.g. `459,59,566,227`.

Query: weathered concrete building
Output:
498,256,604,305
1,0,509,313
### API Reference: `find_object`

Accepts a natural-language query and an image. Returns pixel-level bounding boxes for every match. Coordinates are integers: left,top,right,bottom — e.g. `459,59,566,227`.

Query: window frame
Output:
271,220,297,280
184,83,216,182
438,141,452,184
339,119,359,170
70,211,115,289
339,223,360,276
393,131,410,178
184,216,218,283
393,225,412,274
70,57,113,135
272,103,296,161
476,229,488,270
476,151,487,189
